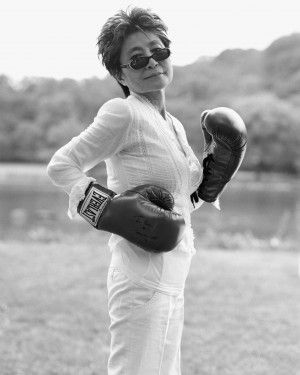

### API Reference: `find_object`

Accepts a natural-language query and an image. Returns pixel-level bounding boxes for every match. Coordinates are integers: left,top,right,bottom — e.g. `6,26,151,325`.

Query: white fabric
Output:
47,92,204,294
107,266,184,375
67,176,96,219
212,198,220,210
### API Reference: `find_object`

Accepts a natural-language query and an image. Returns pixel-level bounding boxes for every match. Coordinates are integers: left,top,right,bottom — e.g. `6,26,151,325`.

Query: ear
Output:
116,71,126,86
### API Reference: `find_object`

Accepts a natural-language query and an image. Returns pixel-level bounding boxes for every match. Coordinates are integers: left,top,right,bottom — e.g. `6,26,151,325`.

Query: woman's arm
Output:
47,97,132,217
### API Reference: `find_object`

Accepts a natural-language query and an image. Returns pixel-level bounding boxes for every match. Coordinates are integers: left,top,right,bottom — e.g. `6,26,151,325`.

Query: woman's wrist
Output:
67,176,97,219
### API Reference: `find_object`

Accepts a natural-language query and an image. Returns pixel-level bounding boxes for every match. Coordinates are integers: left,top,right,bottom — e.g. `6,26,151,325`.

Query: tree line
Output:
0,33,300,174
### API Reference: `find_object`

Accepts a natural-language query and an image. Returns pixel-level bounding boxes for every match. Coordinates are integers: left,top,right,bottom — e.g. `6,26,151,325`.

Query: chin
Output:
145,76,171,91
142,85,167,94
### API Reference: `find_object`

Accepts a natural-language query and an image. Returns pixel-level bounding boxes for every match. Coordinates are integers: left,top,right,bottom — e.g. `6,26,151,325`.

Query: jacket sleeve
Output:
47,97,132,218
173,118,220,213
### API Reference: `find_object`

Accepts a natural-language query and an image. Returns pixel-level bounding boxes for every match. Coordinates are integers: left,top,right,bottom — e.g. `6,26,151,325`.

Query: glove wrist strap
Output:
78,183,116,227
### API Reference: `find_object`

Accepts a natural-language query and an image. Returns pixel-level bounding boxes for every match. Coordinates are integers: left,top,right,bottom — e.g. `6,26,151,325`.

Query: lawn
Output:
0,235,299,375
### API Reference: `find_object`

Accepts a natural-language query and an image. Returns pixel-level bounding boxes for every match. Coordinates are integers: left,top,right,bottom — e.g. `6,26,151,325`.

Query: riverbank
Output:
0,162,107,188
1,163,299,251
0,162,299,185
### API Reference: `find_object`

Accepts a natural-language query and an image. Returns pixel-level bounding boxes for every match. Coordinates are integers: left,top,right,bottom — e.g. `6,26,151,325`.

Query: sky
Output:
1,0,300,81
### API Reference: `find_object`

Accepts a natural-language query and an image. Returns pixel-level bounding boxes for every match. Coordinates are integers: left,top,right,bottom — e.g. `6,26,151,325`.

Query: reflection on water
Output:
0,171,299,248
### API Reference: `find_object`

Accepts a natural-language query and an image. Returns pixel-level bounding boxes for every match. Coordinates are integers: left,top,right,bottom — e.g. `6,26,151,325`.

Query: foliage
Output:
0,33,300,173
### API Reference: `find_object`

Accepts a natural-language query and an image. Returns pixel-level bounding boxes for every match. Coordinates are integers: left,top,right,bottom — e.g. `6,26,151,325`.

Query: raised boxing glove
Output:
191,107,247,205
78,183,185,252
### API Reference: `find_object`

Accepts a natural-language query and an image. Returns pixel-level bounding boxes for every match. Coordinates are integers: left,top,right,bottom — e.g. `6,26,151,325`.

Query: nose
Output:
146,56,158,69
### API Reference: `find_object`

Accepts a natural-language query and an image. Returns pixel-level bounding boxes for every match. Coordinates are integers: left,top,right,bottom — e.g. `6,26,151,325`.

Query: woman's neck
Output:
134,90,167,119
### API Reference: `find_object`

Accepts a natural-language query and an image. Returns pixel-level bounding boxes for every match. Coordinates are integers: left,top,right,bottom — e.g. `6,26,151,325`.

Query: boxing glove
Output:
191,107,247,205
78,182,185,252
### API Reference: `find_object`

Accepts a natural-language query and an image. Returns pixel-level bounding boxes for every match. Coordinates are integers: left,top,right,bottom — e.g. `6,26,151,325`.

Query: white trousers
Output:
107,266,185,375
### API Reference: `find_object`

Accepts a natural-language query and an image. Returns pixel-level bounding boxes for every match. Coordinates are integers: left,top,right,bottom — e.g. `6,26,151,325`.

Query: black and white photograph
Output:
0,1,300,374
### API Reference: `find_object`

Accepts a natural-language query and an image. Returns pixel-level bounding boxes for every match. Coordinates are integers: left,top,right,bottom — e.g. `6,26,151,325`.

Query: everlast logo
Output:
81,187,108,226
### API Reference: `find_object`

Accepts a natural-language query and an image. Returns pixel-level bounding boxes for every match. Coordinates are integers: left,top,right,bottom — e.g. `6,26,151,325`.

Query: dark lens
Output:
153,48,170,62
130,56,150,70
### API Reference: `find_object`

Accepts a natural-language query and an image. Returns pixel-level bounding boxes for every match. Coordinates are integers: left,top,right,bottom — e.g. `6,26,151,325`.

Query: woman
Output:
47,7,204,374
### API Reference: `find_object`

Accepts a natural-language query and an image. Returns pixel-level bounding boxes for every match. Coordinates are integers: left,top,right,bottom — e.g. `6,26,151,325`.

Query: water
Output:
0,165,299,244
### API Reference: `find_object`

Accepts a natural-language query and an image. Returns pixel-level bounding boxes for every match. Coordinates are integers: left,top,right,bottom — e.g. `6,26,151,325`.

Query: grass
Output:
0,235,299,375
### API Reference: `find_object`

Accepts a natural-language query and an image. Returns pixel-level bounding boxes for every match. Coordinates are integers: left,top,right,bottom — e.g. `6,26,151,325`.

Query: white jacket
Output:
47,92,204,295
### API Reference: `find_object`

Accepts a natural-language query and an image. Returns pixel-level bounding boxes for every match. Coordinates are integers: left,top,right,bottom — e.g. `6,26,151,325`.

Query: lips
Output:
145,72,164,79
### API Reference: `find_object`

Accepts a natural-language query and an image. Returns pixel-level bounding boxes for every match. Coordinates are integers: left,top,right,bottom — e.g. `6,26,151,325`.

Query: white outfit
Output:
107,265,184,375
47,92,204,374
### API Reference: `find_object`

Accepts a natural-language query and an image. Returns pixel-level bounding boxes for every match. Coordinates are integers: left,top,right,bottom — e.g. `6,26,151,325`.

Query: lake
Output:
0,164,299,247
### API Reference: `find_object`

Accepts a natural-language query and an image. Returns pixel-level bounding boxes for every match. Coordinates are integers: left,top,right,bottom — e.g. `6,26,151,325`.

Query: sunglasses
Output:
120,48,171,70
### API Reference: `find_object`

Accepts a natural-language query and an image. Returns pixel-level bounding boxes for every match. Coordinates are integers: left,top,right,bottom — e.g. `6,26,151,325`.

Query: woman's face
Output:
118,31,173,95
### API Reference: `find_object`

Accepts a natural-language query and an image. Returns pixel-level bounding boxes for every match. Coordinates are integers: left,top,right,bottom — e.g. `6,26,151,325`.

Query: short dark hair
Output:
97,7,171,97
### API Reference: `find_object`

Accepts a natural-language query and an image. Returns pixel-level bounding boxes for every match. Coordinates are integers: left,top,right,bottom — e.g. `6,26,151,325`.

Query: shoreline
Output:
0,162,299,188
0,162,106,187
